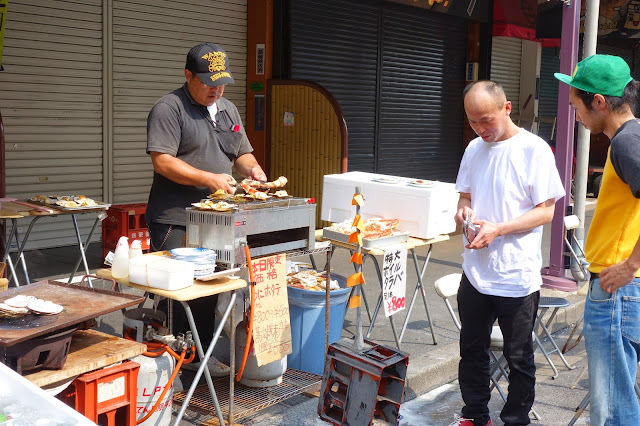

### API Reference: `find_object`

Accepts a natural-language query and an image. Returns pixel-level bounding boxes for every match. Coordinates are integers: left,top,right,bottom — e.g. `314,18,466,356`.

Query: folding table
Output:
97,267,247,426
315,230,449,349
1,200,109,287
534,296,575,379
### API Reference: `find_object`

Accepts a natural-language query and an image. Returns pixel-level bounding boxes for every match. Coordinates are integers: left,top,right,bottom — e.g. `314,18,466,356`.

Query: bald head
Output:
463,81,507,109
463,80,518,142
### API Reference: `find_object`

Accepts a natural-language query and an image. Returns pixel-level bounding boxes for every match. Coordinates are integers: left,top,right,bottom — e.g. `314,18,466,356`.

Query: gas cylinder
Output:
235,321,287,388
131,352,174,426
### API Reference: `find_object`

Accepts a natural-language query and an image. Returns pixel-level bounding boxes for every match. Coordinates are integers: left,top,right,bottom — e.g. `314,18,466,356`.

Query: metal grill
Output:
173,368,321,423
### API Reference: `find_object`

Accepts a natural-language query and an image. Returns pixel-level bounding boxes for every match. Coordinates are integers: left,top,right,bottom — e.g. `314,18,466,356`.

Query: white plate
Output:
407,179,437,188
371,177,401,184
196,267,242,282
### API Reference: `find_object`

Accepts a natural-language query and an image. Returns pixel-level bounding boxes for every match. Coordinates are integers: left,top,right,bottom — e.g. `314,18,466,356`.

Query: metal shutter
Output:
490,36,522,115
538,47,560,143
111,0,248,203
290,0,380,172
290,0,466,180
1,0,104,249
377,4,466,182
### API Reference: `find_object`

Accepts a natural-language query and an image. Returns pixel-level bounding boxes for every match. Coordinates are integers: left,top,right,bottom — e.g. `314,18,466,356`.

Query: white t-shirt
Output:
455,128,565,297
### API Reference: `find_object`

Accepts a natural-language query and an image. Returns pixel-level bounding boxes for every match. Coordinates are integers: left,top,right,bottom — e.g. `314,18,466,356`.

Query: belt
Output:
590,272,599,279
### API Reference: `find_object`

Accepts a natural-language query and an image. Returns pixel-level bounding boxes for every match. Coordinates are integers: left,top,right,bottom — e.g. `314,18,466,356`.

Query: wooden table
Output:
97,266,247,426
315,229,450,348
24,329,146,388
1,200,110,287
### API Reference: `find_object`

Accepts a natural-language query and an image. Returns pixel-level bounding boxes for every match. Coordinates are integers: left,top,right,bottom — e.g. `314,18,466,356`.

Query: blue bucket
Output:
287,274,350,375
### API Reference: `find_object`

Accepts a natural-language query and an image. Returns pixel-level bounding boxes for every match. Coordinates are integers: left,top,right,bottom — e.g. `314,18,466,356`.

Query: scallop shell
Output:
0,303,30,315
27,299,63,315
4,295,36,309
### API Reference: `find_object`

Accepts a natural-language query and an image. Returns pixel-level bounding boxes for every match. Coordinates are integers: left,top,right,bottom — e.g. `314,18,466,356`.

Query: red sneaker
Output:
448,414,493,426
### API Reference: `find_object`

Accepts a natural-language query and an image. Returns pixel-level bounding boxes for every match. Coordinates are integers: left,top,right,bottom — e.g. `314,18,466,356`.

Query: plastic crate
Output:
58,360,140,426
102,204,150,260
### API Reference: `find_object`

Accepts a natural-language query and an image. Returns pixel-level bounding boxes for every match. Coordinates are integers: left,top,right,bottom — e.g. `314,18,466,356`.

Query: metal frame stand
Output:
534,297,575,379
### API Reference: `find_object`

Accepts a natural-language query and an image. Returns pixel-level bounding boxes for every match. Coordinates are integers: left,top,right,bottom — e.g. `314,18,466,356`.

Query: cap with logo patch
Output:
554,54,632,97
185,43,235,87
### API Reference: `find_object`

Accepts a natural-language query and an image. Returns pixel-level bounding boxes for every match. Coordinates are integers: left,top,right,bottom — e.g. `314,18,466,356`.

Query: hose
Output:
136,347,187,425
236,245,256,382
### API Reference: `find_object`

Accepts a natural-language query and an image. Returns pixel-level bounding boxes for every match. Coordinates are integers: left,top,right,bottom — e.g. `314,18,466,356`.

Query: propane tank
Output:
131,352,174,426
235,321,287,388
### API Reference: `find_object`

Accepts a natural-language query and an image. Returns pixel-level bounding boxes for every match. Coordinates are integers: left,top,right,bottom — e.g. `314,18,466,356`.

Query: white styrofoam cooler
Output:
321,172,460,239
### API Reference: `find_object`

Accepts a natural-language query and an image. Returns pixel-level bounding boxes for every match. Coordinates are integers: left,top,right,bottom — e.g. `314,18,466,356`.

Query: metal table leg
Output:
363,253,401,349
174,291,236,426
6,216,42,286
68,214,101,285
68,214,94,287
1,219,21,286
534,306,576,379
399,246,437,344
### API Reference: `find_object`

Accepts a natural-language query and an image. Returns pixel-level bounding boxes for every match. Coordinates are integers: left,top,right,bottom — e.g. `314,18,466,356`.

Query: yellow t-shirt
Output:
585,151,640,275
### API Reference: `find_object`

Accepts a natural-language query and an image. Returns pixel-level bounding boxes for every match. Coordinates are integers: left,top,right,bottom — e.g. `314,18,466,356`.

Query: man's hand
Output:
455,206,475,227
599,259,636,293
207,173,236,194
249,165,267,182
466,220,500,250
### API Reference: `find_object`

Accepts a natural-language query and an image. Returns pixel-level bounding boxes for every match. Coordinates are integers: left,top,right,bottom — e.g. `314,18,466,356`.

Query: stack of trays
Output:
170,247,217,278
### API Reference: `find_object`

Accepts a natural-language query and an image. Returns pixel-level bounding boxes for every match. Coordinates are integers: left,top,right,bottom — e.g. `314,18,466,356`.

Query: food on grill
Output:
208,189,231,200
29,194,98,207
192,200,237,212
327,217,400,240
27,298,63,315
0,303,30,317
240,176,288,201
286,270,340,291
273,190,290,198
3,295,36,309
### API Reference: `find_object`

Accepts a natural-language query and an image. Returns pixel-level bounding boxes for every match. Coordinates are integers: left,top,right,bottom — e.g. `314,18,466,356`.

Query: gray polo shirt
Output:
146,85,253,225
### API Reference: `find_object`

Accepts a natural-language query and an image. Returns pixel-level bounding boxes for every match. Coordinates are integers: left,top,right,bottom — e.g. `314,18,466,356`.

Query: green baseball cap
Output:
554,54,632,97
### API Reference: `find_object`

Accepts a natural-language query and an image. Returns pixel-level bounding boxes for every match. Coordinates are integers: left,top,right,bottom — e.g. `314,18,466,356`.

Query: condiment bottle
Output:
111,236,130,279
129,239,143,259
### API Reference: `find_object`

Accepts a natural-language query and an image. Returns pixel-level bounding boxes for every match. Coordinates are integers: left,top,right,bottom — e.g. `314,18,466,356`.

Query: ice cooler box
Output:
321,172,459,240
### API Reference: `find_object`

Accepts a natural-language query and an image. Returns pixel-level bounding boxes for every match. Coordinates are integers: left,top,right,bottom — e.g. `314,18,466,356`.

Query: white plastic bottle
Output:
129,239,143,259
112,236,130,279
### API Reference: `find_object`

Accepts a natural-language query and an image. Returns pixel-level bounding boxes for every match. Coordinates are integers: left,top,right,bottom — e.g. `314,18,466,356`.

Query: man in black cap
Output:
145,43,267,374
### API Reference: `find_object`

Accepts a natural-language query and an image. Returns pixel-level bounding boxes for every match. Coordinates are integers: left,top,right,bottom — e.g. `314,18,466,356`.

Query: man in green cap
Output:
555,54,640,425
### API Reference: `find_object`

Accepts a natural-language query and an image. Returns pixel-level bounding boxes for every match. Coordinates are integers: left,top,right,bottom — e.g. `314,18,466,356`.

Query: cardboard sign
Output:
250,254,292,366
382,245,407,317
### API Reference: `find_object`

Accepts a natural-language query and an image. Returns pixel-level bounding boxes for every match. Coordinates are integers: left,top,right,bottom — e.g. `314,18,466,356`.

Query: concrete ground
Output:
6,198,597,425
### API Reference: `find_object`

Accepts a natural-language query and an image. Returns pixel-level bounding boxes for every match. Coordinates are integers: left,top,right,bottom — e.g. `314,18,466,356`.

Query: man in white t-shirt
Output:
449,81,565,426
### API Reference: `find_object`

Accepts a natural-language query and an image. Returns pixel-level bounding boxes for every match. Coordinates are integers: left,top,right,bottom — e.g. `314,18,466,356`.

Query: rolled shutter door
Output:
1,0,104,249
111,0,248,203
491,36,522,116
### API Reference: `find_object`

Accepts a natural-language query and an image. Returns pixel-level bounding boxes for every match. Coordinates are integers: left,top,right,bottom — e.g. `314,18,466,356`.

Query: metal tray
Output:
0,280,145,346
26,197,111,211
322,228,409,249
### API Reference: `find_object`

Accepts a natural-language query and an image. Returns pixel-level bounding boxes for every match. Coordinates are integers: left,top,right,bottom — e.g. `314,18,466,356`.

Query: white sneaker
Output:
182,356,230,377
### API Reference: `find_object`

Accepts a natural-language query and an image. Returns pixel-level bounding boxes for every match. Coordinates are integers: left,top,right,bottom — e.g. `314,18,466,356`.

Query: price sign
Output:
251,254,292,366
382,245,407,318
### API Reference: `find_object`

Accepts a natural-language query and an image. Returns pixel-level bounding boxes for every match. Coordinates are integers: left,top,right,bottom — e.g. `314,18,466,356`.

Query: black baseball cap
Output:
185,43,235,87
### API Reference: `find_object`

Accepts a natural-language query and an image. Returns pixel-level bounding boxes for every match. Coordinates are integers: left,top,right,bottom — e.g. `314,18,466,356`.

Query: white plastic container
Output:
321,171,460,239
112,236,130,279
129,255,164,286
146,258,194,291
130,239,144,259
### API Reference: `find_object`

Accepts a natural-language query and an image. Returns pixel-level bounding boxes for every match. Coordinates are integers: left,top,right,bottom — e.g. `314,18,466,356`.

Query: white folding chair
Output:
435,273,541,421
564,215,590,282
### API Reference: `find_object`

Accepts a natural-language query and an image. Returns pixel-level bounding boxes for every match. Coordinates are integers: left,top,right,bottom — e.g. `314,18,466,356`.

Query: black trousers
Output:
457,274,539,426
149,222,217,360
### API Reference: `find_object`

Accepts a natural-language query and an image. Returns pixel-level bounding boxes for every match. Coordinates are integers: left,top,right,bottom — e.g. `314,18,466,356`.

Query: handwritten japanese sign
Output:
382,245,407,318
251,254,292,366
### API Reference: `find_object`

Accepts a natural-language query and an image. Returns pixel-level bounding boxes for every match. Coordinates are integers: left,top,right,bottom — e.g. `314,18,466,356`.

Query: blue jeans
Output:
584,277,640,426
